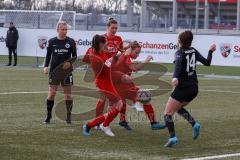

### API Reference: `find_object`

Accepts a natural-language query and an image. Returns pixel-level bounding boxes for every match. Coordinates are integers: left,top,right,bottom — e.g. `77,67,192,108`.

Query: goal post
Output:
0,10,76,67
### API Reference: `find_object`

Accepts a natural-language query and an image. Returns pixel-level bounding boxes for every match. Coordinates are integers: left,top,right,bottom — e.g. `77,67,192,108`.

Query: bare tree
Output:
0,0,128,14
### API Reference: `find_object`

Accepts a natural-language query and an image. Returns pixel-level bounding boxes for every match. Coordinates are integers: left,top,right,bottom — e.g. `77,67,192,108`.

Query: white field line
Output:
181,152,240,160
0,88,240,95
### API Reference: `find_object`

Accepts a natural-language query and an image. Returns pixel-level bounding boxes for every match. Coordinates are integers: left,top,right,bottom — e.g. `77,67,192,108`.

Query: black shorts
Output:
49,74,73,86
171,83,198,103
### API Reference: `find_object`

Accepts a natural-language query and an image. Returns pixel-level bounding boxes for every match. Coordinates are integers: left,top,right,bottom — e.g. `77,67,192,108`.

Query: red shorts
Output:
110,71,139,102
118,83,138,102
96,80,120,103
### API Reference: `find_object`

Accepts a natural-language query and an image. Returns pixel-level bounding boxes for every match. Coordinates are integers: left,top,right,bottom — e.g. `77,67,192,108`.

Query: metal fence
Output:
0,10,76,29
0,9,240,35
0,9,239,67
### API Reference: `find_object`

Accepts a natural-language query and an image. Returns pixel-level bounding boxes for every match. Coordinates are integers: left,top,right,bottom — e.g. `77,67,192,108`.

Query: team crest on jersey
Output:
220,43,231,58
65,43,70,49
38,36,48,49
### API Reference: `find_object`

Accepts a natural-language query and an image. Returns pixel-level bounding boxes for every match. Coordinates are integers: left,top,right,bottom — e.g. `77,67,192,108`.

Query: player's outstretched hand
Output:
144,56,153,63
172,78,179,87
62,62,71,70
210,44,216,52
43,67,48,74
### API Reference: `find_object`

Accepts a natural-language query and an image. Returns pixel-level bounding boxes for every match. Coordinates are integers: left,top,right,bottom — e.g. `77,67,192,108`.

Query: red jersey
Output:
84,48,110,84
103,33,123,58
82,47,92,64
83,47,122,102
112,54,133,75
111,54,138,101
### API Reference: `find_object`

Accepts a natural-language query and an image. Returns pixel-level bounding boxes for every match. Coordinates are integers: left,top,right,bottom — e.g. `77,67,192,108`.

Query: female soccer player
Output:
163,31,216,147
82,34,123,137
43,21,77,124
94,18,133,129
111,41,166,130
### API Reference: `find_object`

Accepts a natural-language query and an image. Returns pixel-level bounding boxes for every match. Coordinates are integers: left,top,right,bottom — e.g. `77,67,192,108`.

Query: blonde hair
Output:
56,21,68,30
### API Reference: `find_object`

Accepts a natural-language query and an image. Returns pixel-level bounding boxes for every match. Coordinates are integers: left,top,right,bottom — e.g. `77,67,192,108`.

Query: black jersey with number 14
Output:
173,47,213,85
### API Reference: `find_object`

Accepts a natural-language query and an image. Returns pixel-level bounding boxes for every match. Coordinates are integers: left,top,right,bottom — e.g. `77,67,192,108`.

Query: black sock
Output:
151,122,157,125
66,100,73,114
46,99,54,115
164,115,175,138
177,108,196,127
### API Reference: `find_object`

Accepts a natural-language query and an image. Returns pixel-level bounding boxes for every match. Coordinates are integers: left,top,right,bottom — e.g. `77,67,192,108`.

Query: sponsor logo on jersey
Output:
220,43,231,58
104,41,119,53
38,36,48,49
55,49,69,54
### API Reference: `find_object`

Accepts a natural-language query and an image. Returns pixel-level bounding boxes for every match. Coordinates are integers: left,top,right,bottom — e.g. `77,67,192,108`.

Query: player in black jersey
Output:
43,21,77,124
163,31,216,147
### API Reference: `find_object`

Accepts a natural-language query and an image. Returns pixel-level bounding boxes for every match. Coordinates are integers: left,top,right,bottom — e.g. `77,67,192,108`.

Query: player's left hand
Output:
144,56,153,63
62,61,71,70
172,78,179,87
210,44,216,52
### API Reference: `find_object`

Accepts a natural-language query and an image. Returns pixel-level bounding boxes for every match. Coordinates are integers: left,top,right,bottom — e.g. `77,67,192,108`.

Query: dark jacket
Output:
6,27,19,48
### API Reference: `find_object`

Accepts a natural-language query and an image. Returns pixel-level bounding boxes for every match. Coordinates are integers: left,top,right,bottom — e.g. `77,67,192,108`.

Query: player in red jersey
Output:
82,34,123,137
103,18,124,58
111,41,166,130
94,18,126,126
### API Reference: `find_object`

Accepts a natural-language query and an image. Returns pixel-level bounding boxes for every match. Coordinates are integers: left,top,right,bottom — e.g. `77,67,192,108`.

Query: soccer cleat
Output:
164,137,178,148
119,121,133,131
133,101,144,112
44,113,52,124
151,122,166,130
82,124,90,136
66,113,71,124
99,124,115,137
193,122,201,140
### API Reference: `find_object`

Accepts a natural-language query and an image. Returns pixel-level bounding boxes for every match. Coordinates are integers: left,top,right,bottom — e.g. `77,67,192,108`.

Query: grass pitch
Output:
0,64,240,160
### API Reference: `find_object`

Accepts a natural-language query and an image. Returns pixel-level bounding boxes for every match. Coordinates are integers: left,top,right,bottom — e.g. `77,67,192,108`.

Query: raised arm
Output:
195,44,216,66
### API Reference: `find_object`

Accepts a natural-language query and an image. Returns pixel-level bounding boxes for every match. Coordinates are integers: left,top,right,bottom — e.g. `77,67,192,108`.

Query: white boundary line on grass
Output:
0,89,240,95
0,91,48,95
181,152,240,160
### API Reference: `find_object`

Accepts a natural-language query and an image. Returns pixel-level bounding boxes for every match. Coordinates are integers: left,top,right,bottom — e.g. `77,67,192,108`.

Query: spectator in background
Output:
6,22,19,66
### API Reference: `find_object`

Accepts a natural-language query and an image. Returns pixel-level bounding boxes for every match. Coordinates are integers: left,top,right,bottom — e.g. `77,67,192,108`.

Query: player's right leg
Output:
142,103,166,130
99,99,123,136
119,101,133,131
44,85,58,124
96,93,106,117
7,48,12,66
163,97,182,147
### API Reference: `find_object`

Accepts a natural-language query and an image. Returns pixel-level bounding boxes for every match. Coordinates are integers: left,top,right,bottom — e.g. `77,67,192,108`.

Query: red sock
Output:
87,115,105,128
143,104,156,123
96,99,105,117
119,103,127,122
103,107,119,127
